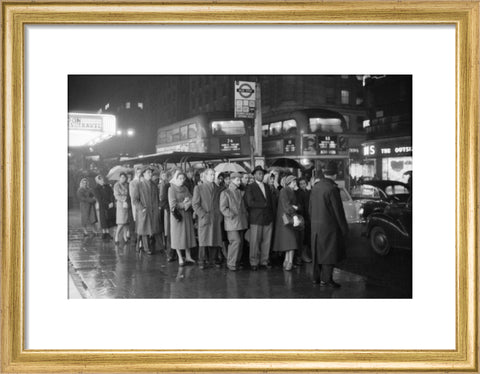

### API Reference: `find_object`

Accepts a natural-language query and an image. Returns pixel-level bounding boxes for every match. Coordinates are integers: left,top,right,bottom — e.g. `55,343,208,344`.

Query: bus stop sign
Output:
234,80,256,119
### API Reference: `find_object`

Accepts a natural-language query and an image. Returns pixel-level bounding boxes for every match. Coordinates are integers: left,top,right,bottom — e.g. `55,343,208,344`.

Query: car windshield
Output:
351,184,385,200
384,184,410,196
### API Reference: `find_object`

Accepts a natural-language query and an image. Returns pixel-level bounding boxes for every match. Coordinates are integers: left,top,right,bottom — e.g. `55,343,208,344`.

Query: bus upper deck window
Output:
211,120,246,135
282,119,297,135
309,117,343,133
269,121,282,136
262,124,269,137
188,123,197,138
180,125,188,140
158,131,166,144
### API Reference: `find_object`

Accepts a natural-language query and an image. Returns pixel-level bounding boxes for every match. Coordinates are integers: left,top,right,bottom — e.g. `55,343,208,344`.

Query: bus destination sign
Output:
220,137,241,153
234,80,256,119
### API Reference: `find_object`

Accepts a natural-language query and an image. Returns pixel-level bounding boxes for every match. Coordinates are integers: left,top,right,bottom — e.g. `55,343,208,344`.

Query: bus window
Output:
269,121,282,136
262,124,269,137
188,123,197,138
158,131,166,144
172,128,180,142
283,119,297,135
166,130,173,143
180,125,188,140
211,120,245,135
309,117,343,133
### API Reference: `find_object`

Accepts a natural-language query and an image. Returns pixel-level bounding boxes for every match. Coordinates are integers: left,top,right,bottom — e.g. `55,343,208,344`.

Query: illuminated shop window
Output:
125,102,131,109
341,90,350,104
188,123,197,139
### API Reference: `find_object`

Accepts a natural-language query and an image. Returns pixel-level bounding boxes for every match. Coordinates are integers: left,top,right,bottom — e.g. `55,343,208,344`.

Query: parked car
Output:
351,180,410,220
365,195,412,255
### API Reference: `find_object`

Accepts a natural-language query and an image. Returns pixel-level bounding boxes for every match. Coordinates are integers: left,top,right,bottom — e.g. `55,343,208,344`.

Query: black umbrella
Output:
270,158,303,169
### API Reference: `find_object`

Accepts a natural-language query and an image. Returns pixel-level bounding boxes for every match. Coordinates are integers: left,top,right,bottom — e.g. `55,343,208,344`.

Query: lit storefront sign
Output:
68,113,116,147
362,143,412,157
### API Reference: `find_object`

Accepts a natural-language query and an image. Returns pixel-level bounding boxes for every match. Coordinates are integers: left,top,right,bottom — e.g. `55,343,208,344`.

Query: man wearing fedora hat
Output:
132,166,161,255
244,165,275,270
309,161,349,288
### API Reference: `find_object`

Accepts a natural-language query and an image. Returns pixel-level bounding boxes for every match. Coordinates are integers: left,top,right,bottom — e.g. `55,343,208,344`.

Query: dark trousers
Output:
313,264,334,283
199,246,220,264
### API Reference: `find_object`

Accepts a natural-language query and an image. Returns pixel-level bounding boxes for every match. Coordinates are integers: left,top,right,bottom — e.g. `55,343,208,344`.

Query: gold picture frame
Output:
1,1,478,372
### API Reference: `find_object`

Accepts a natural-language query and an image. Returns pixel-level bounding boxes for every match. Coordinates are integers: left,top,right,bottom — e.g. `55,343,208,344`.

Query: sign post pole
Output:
234,80,257,171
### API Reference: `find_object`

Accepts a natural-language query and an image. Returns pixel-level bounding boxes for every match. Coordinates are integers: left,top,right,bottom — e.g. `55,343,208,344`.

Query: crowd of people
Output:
76,161,349,287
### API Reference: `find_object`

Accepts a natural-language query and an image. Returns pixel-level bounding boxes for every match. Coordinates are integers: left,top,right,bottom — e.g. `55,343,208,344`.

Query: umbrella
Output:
270,158,303,169
106,165,131,181
214,162,247,173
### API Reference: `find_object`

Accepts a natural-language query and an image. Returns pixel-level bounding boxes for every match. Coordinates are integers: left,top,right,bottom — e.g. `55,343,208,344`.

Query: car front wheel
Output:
370,226,391,256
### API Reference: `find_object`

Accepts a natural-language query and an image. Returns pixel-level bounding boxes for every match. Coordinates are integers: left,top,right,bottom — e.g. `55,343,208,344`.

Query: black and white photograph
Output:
68,75,412,299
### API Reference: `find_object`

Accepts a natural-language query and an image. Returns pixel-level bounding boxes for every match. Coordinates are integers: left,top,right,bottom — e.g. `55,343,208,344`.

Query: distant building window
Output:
125,102,131,109
341,75,349,79
341,90,350,104
376,110,384,118
211,120,245,135
363,119,371,128
269,121,282,136
105,103,110,110
356,96,364,106
138,102,143,109
282,119,297,135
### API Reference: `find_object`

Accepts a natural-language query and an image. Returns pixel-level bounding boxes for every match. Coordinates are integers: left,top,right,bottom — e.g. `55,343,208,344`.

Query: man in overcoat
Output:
192,168,223,269
309,162,349,287
244,165,275,270
219,172,248,271
132,166,160,255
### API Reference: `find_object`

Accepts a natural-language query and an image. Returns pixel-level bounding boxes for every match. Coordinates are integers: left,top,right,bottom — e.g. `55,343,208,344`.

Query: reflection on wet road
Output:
68,211,411,299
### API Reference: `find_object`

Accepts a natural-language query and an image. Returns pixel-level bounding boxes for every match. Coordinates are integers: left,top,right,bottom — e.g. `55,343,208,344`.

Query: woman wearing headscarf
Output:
113,172,130,244
272,175,302,271
93,175,116,240
168,170,196,266
77,178,98,236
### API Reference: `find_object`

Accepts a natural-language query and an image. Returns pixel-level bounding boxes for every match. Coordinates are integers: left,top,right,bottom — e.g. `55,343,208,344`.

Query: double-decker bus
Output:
262,108,356,186
156,112,250,156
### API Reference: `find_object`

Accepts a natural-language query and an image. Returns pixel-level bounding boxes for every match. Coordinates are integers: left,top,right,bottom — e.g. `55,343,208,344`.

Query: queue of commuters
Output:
77,161,348,288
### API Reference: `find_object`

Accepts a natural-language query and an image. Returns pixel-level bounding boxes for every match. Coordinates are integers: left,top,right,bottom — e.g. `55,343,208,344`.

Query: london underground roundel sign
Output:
234,80,256,119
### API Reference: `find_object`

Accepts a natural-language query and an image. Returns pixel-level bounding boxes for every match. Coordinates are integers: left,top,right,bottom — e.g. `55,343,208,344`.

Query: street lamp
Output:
117,128,135,157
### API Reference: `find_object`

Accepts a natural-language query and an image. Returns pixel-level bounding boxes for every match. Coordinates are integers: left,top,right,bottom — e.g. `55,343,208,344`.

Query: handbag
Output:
172,207,183,222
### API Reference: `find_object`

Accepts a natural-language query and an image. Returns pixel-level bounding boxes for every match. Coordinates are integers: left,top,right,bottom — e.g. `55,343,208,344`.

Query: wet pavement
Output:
68,210,411,299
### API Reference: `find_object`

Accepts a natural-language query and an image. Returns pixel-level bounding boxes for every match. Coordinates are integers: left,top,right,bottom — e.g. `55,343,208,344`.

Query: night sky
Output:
68,75,151,113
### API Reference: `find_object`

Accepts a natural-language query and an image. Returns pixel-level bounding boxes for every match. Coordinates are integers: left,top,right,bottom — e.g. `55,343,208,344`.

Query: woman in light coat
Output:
168,170,196,266
113,172,130,244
